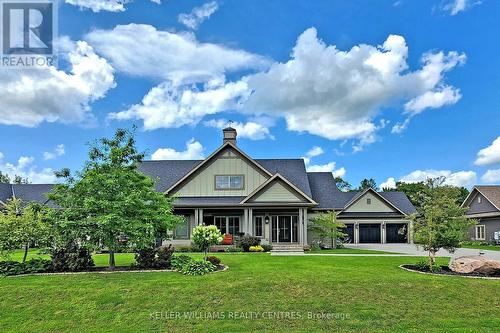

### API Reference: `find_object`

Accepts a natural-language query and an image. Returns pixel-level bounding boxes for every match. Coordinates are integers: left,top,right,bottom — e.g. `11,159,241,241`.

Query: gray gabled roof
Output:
307,172,416,214
473,186,500,210
0,183,12,203
139,158,313,197
0,183,55,207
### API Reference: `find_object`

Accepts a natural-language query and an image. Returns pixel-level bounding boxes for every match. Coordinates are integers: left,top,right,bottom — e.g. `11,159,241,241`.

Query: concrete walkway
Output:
346,243,500,260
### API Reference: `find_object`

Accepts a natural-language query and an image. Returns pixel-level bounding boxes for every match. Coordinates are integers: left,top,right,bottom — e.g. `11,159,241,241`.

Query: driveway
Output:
347,243,500,260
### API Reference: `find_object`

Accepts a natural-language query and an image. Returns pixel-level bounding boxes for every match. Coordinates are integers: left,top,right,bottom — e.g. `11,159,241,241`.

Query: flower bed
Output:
400,264,500,279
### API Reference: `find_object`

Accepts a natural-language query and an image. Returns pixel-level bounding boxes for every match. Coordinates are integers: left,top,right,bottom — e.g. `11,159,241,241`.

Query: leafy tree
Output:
48,128,181,269
0,172,29,184
308,211,346,249
191,225,223,259
334,177,351,192
0,198,51,262
357,178,378,191
412,185,476,266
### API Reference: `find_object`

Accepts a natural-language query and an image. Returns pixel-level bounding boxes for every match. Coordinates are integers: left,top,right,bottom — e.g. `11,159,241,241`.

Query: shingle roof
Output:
175,196,246,206
139,158,313,197
0,184,12,203
475,186,500,210
307,172,416,214
12,184,55,206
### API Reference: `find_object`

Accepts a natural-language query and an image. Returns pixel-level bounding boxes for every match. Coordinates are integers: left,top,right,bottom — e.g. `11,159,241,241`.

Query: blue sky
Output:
1,0,499,189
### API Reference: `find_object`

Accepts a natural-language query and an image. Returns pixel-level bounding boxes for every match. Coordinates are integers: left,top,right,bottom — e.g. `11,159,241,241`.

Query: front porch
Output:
171,207,310,246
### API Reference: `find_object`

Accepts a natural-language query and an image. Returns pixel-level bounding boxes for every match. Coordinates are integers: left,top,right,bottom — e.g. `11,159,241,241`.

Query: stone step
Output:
270,244,304,253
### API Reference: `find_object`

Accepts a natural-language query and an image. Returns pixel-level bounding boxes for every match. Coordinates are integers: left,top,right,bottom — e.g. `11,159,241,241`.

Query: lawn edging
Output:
398,264,500,280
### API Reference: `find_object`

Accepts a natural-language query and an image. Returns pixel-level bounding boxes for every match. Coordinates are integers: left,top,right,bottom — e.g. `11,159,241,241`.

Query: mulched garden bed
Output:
400,264,500,279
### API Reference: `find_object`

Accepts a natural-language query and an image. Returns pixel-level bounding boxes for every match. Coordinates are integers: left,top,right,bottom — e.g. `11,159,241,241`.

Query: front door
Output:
271,216,298,243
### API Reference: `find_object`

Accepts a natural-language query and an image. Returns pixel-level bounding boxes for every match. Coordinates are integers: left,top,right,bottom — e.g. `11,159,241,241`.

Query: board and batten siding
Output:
175,151,269,196
343,193,396,213
252,181,304,202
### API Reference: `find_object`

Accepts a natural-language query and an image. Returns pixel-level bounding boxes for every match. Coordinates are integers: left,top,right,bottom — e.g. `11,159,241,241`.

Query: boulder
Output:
449,256,500,275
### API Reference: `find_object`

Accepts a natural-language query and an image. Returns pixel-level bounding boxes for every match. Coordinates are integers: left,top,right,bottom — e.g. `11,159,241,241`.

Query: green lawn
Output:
1,253,499,332
461,245,500,251
307,248,397,254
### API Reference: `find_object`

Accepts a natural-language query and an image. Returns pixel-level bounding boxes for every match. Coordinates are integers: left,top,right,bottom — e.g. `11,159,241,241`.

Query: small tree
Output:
192,225,223,259
308,211,346,249
48,128,182,269
0,198,51,262
412,185,476,266
357,178,378,191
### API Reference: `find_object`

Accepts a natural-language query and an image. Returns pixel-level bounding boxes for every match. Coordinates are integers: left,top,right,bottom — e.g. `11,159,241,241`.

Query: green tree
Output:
412,185,476,266
334,177,351,192
357,178,378,191
48,128,181,269
0,198,51,262
0,172,29,184
191,225,223,259
0,171,10,183
308,211,346,249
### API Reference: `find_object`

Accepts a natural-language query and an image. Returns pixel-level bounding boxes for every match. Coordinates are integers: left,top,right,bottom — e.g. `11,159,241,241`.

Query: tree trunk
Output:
428,250,436,266
22,244,29,263
109,250,116,270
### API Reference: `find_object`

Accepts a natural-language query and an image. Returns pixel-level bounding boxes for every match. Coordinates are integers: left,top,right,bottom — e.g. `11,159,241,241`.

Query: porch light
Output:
265,215,270,224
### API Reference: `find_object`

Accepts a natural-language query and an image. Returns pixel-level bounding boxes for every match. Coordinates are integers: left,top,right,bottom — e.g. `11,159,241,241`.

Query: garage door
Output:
386,223,408,243
359,224,381,243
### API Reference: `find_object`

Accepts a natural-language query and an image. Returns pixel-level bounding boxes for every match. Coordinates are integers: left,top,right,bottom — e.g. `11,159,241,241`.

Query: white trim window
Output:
173,216,190,239
475,225,485,240
215,175,244,190
477,196,482,204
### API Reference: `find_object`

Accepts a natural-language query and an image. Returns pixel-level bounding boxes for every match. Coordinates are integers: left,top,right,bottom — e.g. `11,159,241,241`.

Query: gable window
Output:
477,196,482,204
254,216,263,237
215,175,244,190
475,225,485,240
367,198,372,205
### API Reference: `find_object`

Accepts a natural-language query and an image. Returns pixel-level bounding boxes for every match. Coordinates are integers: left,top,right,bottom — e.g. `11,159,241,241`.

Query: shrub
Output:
249,245,264,252
179,260,217,276
224,246,242,252
135,245,174,269
303,245,311,252
175,246,193,253
0,259,52,276
415,258,430,271
50,242,94,272
191,225,223,258
205,256,221,266
310,243,321,252
238,235,261,252
170,254,194,271
261,245,273,252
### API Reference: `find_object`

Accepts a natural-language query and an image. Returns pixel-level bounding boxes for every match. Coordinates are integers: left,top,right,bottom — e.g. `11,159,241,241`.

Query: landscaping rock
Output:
449,256,500,275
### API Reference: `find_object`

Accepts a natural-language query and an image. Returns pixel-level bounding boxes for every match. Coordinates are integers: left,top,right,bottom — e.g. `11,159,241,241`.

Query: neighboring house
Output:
0,128,417,246
139,127,416,246
462,186,500,244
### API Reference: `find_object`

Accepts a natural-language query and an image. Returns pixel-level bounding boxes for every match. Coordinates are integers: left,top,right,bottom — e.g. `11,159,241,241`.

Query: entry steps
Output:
270,244,305,255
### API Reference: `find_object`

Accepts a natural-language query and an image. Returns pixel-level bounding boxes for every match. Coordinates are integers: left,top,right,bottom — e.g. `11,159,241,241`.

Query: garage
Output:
343,224,354,243
386,223,408,243
359,223,381,243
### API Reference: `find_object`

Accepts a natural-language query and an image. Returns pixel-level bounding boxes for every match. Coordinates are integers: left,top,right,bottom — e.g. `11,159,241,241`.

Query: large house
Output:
462,186,500,244
0,128,417,246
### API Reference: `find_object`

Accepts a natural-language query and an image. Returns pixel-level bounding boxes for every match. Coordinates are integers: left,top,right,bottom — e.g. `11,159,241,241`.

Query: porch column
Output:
354,222,359,244
248,209,253,235
194,209,200,226
381,222,386,244
298,209,304,245
243,209,249,235
303,208,308,246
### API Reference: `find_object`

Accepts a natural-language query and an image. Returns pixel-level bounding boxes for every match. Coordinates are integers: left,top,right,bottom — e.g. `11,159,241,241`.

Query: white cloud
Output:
65,0,160,13
400,169,477,188
301,146,345,177
43,144,65,161
481,169,500,183
442,0,481,15
243,28,465,144
380,177,397,189
404,85,462,115
203,119,274,140
0,41,115,127
111,80,248,130
85,24,268,85
178,1,219,30
474,136,500,166
0,153,57,184
151,139,204,160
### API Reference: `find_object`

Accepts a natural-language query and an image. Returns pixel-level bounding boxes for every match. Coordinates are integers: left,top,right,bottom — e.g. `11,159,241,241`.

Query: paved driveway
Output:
347,243,500,260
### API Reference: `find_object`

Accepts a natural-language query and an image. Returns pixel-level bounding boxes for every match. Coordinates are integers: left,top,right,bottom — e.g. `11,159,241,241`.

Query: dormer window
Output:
215,175,244,190
478,196,482,204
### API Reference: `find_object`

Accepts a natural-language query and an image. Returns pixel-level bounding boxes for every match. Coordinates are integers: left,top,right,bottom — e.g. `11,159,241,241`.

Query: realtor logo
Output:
0,0,57,68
